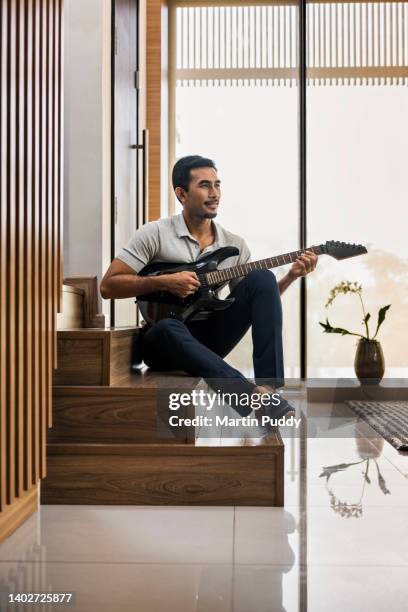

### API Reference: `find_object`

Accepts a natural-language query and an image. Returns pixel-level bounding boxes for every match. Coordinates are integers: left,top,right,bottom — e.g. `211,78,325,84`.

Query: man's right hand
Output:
161,271,201,298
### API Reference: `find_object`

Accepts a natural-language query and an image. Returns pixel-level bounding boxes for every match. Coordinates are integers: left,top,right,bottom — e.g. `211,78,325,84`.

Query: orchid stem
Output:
357,291,370,339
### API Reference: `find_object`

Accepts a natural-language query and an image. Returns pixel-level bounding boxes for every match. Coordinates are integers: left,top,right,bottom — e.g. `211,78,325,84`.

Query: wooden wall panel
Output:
16,0,25,499
39,0,47,478
146,0,162,221
32,0,41,488
0,0,8,512
7,0,17,506
0,0,63,541
24,0,34,493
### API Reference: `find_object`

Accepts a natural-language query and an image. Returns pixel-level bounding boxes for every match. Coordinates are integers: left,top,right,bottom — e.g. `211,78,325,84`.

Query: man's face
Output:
176,167,221,219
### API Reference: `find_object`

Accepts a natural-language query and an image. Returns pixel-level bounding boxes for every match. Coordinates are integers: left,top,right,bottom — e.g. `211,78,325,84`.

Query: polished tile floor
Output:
1,402,407,612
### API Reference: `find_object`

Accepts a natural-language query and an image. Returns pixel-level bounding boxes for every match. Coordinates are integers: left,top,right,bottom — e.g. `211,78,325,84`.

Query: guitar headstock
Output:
324,241,367,260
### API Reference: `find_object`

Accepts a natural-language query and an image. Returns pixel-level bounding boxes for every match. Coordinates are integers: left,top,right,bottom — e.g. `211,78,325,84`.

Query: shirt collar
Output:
173,213,220,244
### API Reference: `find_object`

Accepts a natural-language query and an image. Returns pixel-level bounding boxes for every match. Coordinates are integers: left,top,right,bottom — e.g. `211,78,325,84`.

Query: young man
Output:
101,155,317,420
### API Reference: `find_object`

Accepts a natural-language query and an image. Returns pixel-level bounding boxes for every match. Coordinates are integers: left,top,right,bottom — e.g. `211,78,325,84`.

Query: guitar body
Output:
137,246,239,325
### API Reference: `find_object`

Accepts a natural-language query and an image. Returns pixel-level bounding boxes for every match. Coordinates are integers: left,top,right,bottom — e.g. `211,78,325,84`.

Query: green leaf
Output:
319,319,353,336
373,304,391,338
364,312,371,324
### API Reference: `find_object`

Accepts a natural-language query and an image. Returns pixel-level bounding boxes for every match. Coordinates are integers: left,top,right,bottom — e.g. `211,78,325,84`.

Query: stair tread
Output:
57,326,139,336
54,370,201,391
46,436,283,454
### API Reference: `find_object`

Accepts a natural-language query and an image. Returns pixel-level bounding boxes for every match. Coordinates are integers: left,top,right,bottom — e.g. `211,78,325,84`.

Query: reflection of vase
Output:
355,428,384,458
354,339,385,384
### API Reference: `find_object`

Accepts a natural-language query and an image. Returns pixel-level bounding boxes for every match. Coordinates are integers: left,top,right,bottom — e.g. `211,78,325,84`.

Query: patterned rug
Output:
347,401,408,451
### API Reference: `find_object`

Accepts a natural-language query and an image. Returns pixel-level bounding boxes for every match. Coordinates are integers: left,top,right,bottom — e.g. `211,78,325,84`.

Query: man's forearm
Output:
100,273,170,299
278,272,297,295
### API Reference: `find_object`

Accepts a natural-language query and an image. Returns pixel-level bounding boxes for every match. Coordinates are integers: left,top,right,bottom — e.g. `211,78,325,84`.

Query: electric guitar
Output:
137,241,367,325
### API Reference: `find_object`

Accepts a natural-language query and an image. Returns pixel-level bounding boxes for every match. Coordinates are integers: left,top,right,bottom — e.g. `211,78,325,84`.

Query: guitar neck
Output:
205,245,324,286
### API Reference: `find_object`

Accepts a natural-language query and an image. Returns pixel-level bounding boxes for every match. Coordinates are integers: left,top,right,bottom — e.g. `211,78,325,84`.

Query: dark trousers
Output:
141,270,284,415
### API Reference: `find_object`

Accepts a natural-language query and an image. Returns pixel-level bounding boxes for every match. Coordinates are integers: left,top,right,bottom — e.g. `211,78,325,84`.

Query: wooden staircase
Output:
41,280,284,506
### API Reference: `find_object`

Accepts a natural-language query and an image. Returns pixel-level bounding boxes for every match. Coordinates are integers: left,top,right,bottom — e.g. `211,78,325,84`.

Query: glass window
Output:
306,2,408,378
172,4,300,378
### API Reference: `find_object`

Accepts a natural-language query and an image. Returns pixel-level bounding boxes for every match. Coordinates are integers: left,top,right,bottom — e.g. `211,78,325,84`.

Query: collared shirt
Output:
116,213,251,290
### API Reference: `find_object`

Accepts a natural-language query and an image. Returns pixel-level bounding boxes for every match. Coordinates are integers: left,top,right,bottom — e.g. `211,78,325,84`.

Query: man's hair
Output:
172,155,217,193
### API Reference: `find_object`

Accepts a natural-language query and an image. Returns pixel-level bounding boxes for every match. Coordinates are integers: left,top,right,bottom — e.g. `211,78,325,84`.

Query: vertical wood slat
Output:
39,0,47,477
32,0,40,485
146,0,162,220
7,0,17,505
0,0,7,511
49,0,56,424
24,0,34,491
0,0,63,531
45,0,52,443
57,0,62,316
16,0,25,499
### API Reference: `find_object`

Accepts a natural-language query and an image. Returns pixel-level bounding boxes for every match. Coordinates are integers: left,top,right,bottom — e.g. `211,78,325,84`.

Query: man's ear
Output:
174,186,186,203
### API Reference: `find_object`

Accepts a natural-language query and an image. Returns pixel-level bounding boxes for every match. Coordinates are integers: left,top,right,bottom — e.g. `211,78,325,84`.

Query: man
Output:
101,155,317,421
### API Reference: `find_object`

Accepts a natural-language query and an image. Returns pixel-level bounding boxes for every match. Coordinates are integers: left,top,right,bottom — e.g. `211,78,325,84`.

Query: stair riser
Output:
41,452,283,506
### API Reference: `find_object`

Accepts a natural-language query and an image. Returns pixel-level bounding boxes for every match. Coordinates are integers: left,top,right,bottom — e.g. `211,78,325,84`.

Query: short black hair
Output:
172,155,217,193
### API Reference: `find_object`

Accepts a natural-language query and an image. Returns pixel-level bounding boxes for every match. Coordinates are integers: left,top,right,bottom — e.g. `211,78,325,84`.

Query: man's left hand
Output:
288,250,318,279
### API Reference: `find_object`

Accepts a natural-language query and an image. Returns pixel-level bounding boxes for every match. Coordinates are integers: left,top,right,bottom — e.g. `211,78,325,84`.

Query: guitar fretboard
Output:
205,245,324,286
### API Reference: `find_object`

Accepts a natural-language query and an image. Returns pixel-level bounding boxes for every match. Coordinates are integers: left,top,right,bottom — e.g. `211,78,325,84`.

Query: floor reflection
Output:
320,434,391,518
0,401,407,611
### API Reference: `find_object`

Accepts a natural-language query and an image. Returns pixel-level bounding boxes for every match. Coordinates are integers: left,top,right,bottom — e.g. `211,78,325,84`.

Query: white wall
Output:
63,0,111,316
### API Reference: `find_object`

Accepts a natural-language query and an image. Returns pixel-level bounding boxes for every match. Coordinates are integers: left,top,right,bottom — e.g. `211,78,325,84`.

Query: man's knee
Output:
150,317,188,340
142,318,188,363
246,269,278,289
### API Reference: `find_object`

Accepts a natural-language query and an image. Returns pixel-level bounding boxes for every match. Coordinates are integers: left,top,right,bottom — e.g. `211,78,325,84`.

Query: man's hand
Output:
288,250,318,279
278,250,318,295
162,271,201,298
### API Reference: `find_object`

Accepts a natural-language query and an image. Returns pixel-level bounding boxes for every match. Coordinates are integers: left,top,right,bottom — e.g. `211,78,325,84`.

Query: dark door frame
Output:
299,0,307,380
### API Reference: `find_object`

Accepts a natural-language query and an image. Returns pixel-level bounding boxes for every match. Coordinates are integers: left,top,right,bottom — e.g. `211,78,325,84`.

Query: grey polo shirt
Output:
116,213,251,290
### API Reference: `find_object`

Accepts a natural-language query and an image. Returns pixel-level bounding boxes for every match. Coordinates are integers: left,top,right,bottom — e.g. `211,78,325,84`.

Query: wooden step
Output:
49,368,285,507
53,327,139,386
40,439,284,506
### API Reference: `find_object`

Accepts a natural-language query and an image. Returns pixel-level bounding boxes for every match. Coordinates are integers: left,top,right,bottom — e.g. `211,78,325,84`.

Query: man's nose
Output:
208,185,219,197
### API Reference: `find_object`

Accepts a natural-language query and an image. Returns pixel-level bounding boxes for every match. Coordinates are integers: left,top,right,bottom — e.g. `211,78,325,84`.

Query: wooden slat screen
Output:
174,2,408,85
0,0,63,521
